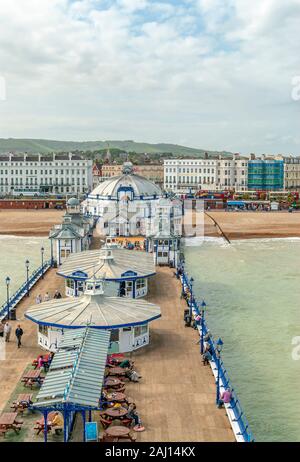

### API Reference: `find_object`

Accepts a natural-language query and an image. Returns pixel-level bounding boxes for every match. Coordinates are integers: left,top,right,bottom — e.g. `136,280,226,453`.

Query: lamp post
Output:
200,300,207,354
50,239,54,267
41,247,45,279
216,337,224,405
25,259,30,297
6,276,10,319
189,277,194,317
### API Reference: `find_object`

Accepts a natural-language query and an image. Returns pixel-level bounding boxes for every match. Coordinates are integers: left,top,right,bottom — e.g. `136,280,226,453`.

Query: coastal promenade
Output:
129,267,235,442
0,269,65,413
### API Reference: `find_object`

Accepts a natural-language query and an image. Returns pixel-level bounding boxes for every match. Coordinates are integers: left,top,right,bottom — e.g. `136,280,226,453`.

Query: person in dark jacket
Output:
15,325,24,348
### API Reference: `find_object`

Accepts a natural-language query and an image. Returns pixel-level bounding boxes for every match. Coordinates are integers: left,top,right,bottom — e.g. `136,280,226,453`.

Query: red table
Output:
108,367,126,376
11,394,33,413
106,392,126,403
104,378,122,388
0,412,23,436
104,407,127,419
22,370,44,388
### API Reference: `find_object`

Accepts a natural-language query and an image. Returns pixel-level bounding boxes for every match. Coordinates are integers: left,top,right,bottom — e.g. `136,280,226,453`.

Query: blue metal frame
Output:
25,313,161,330
179,268,254,442
0,260,52,321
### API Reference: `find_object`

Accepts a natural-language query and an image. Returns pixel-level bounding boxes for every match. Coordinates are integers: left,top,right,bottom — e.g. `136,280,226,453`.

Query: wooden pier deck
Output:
129,266,235,442
0,255,234,442
0,268,65,414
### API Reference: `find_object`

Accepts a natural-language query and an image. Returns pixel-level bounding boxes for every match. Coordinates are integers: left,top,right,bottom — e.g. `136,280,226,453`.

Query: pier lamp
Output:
200,300,207,354
189,277,194,317
25,259,30,297
216,337,224,405
5,276,11,319
41,247,45,279
50,239,54,267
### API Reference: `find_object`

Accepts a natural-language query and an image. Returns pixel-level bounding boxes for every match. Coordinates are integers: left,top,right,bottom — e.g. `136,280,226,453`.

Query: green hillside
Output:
0,138,232,157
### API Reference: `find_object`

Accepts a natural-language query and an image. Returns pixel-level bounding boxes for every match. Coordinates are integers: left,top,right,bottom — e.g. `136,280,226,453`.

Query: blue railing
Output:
179,269,254,442
0,260,52,320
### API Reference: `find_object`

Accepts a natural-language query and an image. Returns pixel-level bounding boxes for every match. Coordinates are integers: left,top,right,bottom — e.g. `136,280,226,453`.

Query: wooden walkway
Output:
0,269,65,414
0,248,234,441
129,267,234,442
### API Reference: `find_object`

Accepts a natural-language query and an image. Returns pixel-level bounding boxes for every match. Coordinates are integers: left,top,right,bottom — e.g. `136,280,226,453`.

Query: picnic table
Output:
0,412,23,437
21,370,44,389
34,411,62,435
107,367,126,376
11,394,33,413
32,355,50,369
104,378,122,388
104,407,128,419
106,392,127,403
103,425,136,442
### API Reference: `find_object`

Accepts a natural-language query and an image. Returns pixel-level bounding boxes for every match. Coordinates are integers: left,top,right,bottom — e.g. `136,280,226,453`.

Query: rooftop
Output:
25,288,161,329
58,247,156,280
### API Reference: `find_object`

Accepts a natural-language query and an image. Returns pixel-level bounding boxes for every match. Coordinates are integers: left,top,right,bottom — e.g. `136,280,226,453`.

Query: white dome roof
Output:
90,163,162,198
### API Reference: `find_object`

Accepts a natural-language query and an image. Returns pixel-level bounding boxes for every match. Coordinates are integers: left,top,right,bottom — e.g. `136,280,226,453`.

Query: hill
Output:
0,138,233,157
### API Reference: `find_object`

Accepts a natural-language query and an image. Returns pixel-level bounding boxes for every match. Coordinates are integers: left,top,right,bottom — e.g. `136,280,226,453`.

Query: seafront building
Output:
0,152,93,196
164,153,300,193
282,156,300,190
247,155,284,191
93,162,164,188
163,154,248,193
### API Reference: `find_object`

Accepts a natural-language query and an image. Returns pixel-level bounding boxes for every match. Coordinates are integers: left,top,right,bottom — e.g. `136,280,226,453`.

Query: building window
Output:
39,325,48,336
110,329,119,342
134,325,148,337
136,278,146,290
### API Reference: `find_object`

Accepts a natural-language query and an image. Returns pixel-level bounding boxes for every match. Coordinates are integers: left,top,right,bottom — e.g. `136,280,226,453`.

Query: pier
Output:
128,267,235,442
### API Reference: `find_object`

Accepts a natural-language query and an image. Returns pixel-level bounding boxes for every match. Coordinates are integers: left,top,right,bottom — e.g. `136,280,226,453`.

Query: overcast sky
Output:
0,0,300,155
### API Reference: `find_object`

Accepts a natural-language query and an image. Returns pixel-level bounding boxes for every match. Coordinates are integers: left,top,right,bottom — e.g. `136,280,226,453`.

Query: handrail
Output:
0,260,52,321
179,268,254,442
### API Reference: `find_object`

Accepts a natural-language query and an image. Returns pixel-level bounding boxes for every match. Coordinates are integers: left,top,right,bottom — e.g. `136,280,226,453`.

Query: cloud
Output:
0,0,299,154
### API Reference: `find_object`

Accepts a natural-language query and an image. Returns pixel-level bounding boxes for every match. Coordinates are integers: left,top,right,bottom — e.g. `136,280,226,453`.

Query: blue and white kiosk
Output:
57,246,156,298
25,279,161,354
146,231,181,267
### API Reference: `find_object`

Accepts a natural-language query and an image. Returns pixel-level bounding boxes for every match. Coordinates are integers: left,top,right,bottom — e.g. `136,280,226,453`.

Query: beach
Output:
1,209,300,240
203,211,300,240
0,210,64,236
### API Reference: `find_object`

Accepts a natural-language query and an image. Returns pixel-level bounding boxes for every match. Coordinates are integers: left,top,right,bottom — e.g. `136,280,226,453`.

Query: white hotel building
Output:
0,153,93,195
164,155,248,193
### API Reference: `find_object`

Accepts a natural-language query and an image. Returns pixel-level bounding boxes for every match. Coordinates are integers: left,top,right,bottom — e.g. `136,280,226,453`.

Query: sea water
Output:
184,238,300,442
0,236,50,307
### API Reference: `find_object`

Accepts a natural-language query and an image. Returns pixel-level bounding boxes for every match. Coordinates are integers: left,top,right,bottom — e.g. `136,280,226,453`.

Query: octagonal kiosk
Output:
57,246,156,298
25,279,161,353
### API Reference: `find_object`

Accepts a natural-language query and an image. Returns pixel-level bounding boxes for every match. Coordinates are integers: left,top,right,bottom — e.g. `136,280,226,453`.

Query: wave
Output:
183,236,300,247
0,235,46,241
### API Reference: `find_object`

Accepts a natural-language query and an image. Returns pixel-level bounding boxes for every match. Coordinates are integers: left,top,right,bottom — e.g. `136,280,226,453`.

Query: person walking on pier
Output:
44,292,50,302
35,294,42,304
4,322,11,342
53,290,62,299
15,325,24,348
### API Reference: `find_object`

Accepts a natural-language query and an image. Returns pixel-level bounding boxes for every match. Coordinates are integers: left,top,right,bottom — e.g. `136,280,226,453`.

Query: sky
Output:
0,0,300,154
